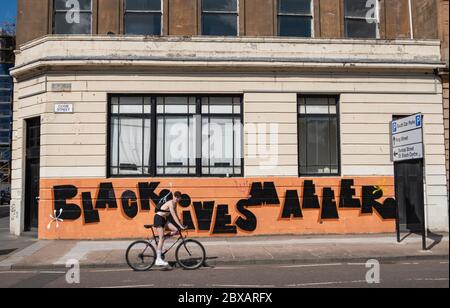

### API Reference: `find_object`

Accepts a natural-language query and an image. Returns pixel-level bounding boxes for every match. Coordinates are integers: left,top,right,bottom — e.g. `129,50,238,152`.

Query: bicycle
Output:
126,224,206,271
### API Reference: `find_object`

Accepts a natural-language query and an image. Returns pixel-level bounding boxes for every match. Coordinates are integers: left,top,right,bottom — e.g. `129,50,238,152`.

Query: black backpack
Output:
156,191,172,211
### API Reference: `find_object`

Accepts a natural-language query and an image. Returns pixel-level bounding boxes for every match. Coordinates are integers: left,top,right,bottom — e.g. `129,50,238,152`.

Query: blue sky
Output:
0,0,17,25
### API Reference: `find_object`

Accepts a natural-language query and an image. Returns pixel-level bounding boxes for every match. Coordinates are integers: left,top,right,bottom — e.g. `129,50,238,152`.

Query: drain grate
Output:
0,249,16,256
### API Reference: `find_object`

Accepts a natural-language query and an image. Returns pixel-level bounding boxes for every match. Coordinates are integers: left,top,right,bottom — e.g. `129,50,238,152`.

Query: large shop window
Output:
344,0,380,38
124,0,162,35
202,0,239,36
109,95,243,177
298,96,340,176
53,0,92,34
278,0,313,37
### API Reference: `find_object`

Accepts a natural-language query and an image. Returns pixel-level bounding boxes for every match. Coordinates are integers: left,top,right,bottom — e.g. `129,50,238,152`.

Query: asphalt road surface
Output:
0,258,448,289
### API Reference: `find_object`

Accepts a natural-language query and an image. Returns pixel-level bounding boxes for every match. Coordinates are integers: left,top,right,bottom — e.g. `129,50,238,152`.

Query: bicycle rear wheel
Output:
126,241,156,271
175,239,206,270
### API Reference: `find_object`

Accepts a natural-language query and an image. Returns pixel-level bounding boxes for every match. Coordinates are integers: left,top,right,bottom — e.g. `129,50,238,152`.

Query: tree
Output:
0,18,16,36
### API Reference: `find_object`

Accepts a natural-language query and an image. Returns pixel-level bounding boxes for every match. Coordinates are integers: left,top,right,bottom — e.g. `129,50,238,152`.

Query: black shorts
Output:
154,214,177,228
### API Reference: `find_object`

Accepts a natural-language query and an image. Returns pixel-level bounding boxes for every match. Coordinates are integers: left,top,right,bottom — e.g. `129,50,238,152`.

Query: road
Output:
0,258,447,288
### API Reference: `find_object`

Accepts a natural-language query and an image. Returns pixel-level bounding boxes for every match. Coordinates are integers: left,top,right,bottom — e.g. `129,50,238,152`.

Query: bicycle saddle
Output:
144,225,153,229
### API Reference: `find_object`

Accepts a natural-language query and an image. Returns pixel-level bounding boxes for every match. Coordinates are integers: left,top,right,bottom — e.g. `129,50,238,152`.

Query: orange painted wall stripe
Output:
38,177,396,240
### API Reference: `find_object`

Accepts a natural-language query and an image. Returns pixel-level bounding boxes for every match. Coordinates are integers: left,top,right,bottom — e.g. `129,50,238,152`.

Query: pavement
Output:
0,216,448,271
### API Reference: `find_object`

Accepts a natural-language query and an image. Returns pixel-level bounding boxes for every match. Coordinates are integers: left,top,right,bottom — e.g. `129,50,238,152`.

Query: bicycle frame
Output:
148,226,188,256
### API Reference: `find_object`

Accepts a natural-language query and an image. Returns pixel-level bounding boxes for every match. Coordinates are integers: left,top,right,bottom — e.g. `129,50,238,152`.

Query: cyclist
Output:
154,191,187,266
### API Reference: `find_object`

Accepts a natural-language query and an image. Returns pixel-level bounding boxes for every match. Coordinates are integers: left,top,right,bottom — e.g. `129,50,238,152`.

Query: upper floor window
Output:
124,0,162,35
53,0,92,34
202,0,238,36
298,96,340,176
344,0,380,38
278,0,313,37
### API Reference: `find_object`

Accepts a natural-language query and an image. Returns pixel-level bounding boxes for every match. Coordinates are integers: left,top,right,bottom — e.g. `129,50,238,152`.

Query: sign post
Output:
391,114,427,250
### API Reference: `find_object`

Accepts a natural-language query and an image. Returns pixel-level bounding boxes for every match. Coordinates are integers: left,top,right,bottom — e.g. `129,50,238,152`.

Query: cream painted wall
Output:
9,71,449,234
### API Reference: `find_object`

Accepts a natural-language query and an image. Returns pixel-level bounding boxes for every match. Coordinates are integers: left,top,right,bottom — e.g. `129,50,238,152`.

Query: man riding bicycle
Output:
154,191,187,266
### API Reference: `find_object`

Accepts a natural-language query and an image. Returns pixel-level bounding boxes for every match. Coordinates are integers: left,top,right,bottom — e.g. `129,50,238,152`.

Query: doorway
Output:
24,117,40,232
394,159,425,233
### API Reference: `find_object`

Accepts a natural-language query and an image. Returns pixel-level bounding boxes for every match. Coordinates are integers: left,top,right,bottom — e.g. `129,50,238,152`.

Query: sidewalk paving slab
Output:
0,232,447,271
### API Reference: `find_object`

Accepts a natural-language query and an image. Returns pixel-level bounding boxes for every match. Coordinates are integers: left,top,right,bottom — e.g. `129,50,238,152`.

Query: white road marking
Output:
98,284,155,289
0,271,37,274
288,280,367,287
39,271,66,274
279,263,342,268
212,284,275,288
89,269,132,273
407,278,449,282
440,262,449,264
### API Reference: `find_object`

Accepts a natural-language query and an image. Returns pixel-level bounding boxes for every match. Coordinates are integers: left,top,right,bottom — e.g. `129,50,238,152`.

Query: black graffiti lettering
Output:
302,180,320,209
138,182,161,211
179,194,192,208
281,190,303,219
249,182,280,206
378,198,397,220
193,201,215,231
361,186,395,219
121,190,139,219
339,179,361,208
235,199,257,232
361,186,381,215
53,185,82,220
158,189,173,203
213,204,237,234
95,183,118,209
81,192,100,224
182,211,196,230
321,188,339,220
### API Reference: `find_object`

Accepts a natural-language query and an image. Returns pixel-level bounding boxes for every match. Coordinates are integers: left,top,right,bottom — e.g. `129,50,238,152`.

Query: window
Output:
53,0,92,34
124,0,162,35
110,97,152,176
344,0,380,38
201,97,242,176
109,95,243,177
202,0,238,36
156,96,197,176
298,96,340,176
278,0,313,37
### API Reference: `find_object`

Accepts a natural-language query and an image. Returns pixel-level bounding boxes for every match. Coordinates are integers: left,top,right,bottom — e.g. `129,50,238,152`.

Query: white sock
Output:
157,251,162,260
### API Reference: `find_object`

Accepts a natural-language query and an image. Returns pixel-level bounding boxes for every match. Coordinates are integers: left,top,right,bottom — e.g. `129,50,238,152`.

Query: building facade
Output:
0,32,14,198
10,0,449,239
438,0,449,201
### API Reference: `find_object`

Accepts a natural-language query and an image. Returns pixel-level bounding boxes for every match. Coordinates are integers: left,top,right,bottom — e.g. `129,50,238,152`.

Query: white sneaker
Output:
155,258,169,267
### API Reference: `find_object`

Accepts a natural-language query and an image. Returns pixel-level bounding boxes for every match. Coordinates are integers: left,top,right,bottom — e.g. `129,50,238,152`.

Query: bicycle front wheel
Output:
176,239,206,270
126,241,156,271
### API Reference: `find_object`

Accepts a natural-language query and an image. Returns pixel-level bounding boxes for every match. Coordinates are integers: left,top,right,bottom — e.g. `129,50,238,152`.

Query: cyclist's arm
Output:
169,204,185,230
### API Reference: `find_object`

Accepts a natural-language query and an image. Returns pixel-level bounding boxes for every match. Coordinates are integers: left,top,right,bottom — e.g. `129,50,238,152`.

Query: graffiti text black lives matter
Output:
52,179,397,235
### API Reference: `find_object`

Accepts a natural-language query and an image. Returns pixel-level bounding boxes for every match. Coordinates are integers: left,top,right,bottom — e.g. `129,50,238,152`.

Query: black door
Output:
24,118,40,231
394,159,425,233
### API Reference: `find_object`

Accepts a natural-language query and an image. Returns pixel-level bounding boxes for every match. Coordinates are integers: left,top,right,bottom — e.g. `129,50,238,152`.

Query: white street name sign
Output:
54,103,74,113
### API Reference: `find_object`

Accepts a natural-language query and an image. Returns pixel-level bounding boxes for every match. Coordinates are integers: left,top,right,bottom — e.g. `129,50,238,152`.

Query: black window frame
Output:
297,95,341,177
107,94,244,178
201,0,239,36
344,0,380,39
53,0,93,35
123,0,163,36
277,0,314,38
